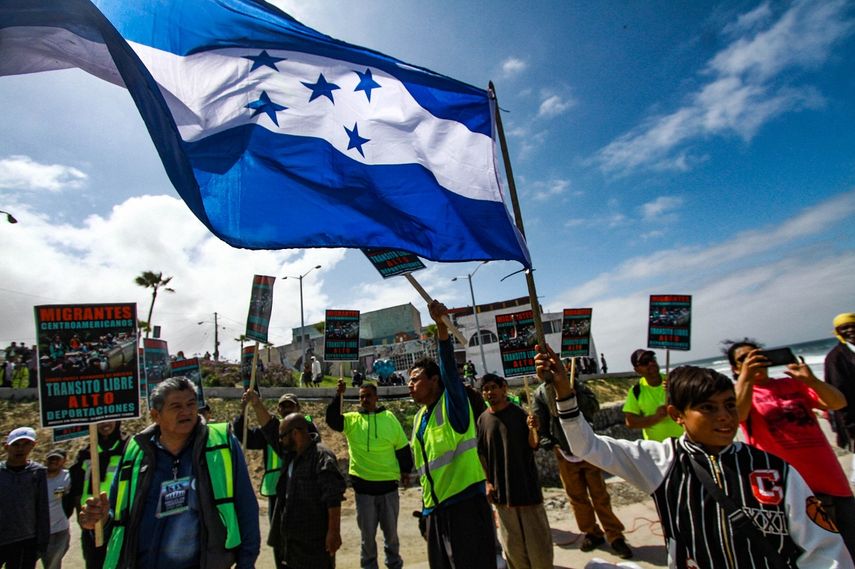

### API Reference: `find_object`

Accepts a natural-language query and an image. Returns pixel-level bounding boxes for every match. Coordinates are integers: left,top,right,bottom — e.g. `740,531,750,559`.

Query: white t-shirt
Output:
46,470,71,534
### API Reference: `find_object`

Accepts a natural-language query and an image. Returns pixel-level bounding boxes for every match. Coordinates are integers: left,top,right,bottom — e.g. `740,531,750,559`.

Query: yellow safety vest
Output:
103,423,240,569
260,445,280,497
412,392,484,509
80,439,123,507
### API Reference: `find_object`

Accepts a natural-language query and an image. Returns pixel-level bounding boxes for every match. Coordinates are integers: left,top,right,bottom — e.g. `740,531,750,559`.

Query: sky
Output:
1,0,853,371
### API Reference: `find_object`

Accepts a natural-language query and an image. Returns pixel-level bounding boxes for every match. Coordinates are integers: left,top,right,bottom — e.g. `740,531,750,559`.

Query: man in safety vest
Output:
408,300,496,569
233,392,316,521
326,380,413,569
68,421,128,569
79,376,260,569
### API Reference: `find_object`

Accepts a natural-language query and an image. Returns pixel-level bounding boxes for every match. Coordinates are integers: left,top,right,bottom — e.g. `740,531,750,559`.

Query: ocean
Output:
679,337,841,381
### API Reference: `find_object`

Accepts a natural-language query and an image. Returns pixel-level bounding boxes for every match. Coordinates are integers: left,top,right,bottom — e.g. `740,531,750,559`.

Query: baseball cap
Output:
6,427,36,445
278,393,299,406
46,448,67,459
630,349,656,368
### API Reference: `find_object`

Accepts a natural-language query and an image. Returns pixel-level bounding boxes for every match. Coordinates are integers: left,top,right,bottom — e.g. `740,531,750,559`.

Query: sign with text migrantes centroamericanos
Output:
35,303,140,428
496,309,537,378
647,294,692,351
324,309,360,361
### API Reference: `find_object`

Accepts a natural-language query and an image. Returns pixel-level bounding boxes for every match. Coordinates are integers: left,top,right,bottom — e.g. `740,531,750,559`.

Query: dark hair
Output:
721,337,762,367
479,373,507,389
150,376,198,412
359,384,378,395
409,357,440,380
667,366,734,411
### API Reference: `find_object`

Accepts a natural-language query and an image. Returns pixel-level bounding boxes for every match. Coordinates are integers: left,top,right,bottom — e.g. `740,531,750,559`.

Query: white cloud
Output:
641,195,683,221
530,179,572,201
551,189,855,367
537,94,574,118
501,57,528,77
595,0,853,175
0,195,346,360
0,155,87,192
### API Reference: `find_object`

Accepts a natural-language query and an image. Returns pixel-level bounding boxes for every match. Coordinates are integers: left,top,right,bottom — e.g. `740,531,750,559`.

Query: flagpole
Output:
489,82,551,372
242,341,260,452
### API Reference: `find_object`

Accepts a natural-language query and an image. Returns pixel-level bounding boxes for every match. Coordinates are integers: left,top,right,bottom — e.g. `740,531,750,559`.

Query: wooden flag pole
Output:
490,82,552,381
88,425,104,546
242,341,260,452
404,273,468,346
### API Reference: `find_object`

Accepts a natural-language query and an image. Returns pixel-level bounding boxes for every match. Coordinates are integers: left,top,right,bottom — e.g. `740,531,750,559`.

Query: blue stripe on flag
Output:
185,125,529,264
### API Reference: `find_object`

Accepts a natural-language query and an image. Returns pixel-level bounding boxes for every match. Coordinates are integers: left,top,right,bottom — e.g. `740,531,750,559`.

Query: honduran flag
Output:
0,0,532,267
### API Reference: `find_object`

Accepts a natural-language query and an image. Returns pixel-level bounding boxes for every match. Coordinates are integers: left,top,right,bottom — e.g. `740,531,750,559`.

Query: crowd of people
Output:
2,310,855,569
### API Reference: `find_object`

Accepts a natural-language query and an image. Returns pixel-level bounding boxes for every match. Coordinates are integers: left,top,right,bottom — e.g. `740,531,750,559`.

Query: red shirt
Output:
742,377,851,497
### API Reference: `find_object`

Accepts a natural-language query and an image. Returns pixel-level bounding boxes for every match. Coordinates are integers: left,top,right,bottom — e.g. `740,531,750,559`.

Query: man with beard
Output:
269,413,345,569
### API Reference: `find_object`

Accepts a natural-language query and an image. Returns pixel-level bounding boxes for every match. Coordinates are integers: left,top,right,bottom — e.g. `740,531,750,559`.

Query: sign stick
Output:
665,349,671,376
404,273,468,345
339,362,344,410
242,341,260,452
88,425,104,546
569,356,577,392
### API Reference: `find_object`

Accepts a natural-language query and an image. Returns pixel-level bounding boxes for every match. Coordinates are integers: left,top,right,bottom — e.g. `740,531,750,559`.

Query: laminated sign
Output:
648,295,692,351
560,308,592,358
496,310,537,377
35,303,140,428
324,310,360,361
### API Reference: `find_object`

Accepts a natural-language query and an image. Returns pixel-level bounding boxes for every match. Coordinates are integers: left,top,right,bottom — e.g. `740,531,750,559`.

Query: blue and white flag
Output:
0,0,532,267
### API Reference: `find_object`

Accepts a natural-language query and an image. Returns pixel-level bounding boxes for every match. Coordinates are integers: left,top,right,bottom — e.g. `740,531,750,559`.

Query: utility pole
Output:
214,311,220,361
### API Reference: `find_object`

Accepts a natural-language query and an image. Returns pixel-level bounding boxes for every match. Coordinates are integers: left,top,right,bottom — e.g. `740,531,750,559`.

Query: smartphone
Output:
757,347,798,367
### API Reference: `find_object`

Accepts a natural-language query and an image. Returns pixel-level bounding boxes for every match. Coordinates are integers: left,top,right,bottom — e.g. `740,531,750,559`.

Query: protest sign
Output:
560,308,593,358
324,310,360,361
142,338,170,398
496,309,537,377
240,345,258,390
245,275,275,343
52,425,89,443
362,248,426,279
648,295,692,350
171,357,205,406
35,303,140,428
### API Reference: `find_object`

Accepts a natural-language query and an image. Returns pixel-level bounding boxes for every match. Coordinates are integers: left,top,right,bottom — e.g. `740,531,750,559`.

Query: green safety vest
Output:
260,445,280,497
259,414,311,497
412,392,484,509
104,423,240,569
80,439,123,506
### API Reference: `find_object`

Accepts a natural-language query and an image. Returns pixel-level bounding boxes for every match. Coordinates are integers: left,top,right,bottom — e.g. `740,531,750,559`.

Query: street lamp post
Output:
281,265,322,369
0,209,18,224
197,311,222,361
452,261,488,375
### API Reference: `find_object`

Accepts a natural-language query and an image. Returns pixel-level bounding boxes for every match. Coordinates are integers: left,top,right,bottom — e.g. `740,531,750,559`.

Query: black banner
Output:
324,309,360,361
561,308,592,358
52,425,88,443
245,275,275,343
171,357,205,406
648,294,692,351
495,310,537,377
142,338,170,399
362,248,426,279
35,303,140,428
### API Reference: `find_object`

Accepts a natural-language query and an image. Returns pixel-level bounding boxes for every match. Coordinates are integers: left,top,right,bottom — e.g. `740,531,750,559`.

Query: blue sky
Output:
1,0,853,370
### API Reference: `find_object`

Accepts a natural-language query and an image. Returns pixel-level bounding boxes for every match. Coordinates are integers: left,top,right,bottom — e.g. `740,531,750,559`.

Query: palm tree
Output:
134,271,175,338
